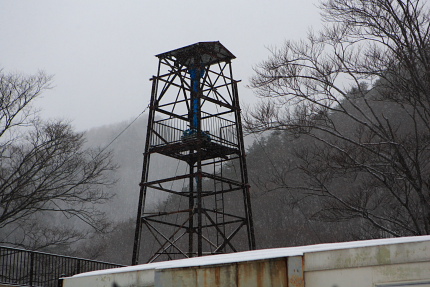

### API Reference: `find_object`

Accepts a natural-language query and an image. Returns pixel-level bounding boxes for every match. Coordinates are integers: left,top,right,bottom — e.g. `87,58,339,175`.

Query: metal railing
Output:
151,113,238,148
0,246,125,287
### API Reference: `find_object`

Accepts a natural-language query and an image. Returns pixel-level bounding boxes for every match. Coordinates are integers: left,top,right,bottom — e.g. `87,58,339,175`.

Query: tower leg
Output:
132,77,157,265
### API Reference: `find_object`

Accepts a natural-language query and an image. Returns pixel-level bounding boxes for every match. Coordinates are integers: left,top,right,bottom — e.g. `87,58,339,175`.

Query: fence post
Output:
29,252,34,286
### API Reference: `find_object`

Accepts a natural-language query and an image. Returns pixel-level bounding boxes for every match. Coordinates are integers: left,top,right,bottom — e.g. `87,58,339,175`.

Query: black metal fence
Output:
0,246,125,287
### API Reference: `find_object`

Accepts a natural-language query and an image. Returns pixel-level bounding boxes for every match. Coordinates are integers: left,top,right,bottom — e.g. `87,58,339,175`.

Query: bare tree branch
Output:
0,70,117,250
247,0,430,237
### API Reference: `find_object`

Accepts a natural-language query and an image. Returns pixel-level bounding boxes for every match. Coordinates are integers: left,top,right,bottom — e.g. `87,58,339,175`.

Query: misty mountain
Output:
85,116,173,222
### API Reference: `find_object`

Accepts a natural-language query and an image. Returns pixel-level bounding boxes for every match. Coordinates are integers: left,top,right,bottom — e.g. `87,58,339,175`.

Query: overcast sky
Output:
0,1,321,131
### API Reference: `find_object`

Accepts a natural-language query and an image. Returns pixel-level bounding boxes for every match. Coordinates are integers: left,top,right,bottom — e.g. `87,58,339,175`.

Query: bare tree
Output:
246,0,430,237
0,70,116,249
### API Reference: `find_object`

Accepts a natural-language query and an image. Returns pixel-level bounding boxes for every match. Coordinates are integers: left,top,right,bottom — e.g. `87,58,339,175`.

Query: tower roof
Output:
156,41,235,67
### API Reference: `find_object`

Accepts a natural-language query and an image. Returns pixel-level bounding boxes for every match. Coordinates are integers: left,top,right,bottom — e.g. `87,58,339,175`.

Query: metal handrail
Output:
0,245,125,287
151,116,238,148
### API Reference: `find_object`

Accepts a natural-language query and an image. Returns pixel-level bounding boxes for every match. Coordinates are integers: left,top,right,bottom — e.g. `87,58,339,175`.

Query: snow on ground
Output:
71,235,430,278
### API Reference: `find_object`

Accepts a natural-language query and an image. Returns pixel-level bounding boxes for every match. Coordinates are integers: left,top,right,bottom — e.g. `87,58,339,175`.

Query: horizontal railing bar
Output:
0,246,122,266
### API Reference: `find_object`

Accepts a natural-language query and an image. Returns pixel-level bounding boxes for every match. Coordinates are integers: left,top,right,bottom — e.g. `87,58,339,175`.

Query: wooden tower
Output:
132,42,255,264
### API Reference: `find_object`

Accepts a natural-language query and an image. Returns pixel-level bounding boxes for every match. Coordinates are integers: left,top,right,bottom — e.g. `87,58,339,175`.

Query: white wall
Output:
62,236,430,287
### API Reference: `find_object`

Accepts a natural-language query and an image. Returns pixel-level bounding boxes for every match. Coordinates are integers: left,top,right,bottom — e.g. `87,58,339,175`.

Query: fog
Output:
0,0,321,131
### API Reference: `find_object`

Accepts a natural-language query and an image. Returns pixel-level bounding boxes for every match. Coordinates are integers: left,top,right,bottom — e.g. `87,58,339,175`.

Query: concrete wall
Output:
61,268,155,287
61,236,430,287
155,257,294,287
304,240,430,287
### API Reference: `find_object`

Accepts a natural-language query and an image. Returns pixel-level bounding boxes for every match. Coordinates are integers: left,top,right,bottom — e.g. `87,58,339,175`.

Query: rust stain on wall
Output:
288,256,304,287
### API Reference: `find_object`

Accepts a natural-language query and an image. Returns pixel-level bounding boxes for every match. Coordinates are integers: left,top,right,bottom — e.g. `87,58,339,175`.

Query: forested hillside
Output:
246,0,430,244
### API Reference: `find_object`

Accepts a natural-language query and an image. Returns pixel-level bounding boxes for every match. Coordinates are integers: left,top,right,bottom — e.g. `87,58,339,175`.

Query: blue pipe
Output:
189,68,205,130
